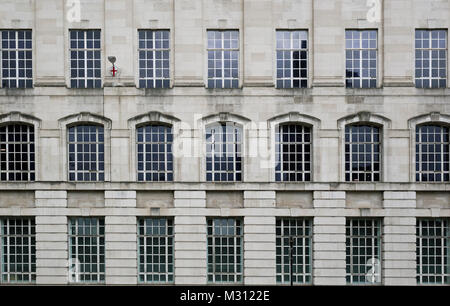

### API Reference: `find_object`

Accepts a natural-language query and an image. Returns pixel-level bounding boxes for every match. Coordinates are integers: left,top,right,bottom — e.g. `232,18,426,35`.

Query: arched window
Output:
67,124,105,181
59,112,111,182
408,112,450,183
338,112,390,182
268,112,320,182
275,123,311,182
206,122,242,182
344,125,381,182
415,125,449,182
0,123,35,181
136,124,173,181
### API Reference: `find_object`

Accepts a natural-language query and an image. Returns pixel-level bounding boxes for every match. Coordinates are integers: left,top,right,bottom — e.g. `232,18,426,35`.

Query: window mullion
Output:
6,219,9,283
97,127,101,180
428,45,432,88
5,126,9,176
84,32,88,88
418,222,422,282
418,128,421,181
372,129,375,181
152,32,156,88
221,33,225,87
302,129,306,180
27,127,30,181
290,33,294,88
15,31,19,87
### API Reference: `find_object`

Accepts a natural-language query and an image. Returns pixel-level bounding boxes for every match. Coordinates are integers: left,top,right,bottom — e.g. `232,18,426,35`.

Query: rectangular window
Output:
206,122,242,182
0,30,32,88
0,217,36,283
138,218,174,283
275,124,311,181
276,30,308,88
207,218,243,283
345,30,377,88
138,30,170,89
345,125,381,182
69,29,101,88
416,125,450,182
415,30,447,88
207,30,239,89
417,219,450,285
276,218,312,284
68,125,104,182
0,124,35,181
68,217,105,283
346,218,382,285
136,125,173,181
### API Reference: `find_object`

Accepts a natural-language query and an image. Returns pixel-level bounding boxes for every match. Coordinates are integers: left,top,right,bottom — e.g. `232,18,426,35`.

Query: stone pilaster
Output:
243,191,276,285
104,191,137,285
174,191,207,284
35,190,68,285
312,191,346,285
382,191,416,286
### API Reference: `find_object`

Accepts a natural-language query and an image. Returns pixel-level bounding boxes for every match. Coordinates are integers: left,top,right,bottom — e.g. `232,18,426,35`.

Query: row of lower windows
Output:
1,122,449,182
0,29,447,89
0,217,448,285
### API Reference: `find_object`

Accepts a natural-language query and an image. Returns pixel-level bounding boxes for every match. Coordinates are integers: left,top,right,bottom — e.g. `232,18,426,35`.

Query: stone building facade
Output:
0,0,449,285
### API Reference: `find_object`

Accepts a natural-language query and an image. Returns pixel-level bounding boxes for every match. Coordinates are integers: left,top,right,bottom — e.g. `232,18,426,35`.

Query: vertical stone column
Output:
173,0,204,86
312,0,345,87
104,0,134,84
104,191,137,285
243,191,276,285
35,0,65,86
383,0,415,86
243,0,273,86
312,191,346,285
174,191,207,284
382,191,416,286
35,190,68,285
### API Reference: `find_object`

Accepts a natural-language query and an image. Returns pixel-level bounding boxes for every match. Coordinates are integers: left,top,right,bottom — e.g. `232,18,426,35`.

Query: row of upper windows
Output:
0,217,448,285
0,115,449,183
0,29,448,89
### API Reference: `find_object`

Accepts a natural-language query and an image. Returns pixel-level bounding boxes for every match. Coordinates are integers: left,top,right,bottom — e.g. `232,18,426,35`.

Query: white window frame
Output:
137,29,171,89
0,112,40,181
0,217,36,283
276,218,313,285
58,112,111,182
345,29,378,89
0,29,33,89
198,112,250,183
68,217,105,283
275,29,309,89
68,29,102,89
128,111,180,182
268,112,320,182
408,112,450,182
345,218,382,285
206,29,240,89
344,124,381,182
416,218,450,285
414,29,448,89
137,217,174,284
207,217,243,284
338,112,390,182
